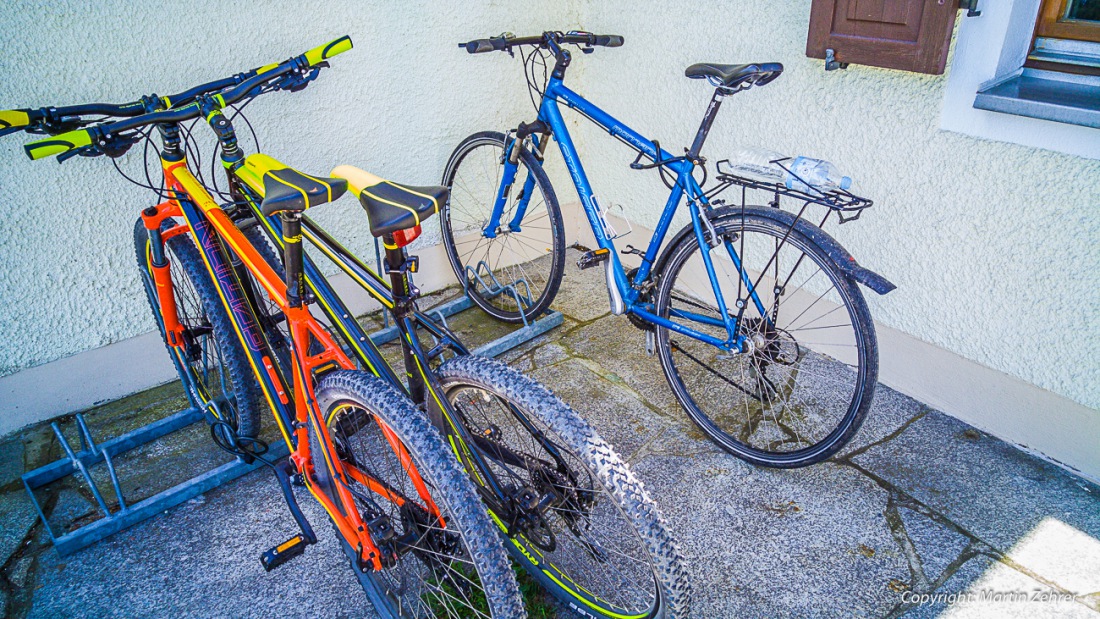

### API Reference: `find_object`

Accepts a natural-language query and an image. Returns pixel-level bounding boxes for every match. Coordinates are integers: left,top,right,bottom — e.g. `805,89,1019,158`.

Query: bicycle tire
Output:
133,217,262,438
313,370,526,619
436,355,692,619
441,131,565,324
653,211,877,468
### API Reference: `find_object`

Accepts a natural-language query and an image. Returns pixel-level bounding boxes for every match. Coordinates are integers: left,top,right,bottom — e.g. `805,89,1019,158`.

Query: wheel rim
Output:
444,137,559,320
444,383,662,618
328,403,498,618
658,219,868,462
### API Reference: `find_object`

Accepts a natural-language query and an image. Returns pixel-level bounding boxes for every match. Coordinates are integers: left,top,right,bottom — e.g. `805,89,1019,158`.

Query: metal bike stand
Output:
22,409,289,556
368,241,563,358
24,243,561,557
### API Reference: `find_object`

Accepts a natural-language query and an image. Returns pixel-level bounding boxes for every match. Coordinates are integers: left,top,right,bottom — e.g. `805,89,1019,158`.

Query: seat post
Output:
686,88,725,162
382,235,426,402
281,213,304,309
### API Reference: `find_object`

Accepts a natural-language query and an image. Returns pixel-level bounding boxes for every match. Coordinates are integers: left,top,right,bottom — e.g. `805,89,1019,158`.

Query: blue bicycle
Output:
443,31,896,468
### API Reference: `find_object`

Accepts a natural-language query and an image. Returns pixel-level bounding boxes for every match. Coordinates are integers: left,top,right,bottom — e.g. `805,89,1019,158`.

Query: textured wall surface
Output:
0,0,576,376
0,1,1097,412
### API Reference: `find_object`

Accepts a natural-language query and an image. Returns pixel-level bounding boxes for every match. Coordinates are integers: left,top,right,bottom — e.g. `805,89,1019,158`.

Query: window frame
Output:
938,0,1100,159
1033,0,1100,42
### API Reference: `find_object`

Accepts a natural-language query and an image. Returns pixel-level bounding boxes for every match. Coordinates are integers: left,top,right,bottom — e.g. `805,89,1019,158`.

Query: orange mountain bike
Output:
6,38,524,618
5,37,691,618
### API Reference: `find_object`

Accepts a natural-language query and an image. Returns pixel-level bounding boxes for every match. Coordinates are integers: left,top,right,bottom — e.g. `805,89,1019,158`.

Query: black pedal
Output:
260,534,309,571
576,248,610,270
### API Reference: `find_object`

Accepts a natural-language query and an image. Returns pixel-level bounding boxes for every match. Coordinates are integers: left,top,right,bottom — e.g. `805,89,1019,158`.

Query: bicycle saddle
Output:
234,154,348,217
685,62,783,90
330,165,447,238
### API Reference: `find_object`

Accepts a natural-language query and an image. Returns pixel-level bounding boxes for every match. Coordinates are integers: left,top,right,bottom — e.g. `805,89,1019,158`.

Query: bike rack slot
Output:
25,238,561,558
22,408,288,556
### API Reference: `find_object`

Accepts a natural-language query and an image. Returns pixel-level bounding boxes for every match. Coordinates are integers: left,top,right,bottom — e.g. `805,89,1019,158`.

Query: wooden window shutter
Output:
807,0,960,74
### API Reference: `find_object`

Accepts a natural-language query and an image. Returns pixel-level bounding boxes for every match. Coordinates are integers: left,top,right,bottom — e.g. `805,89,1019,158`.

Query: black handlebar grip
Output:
595,35,624,47
464,39,498,54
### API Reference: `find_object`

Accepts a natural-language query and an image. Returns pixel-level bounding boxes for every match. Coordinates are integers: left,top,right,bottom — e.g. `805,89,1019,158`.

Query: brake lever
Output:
56,144,99,163
42,116,90,136
275,65,323,93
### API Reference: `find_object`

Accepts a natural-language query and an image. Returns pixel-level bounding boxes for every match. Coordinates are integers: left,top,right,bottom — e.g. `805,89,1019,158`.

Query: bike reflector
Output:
392,225,421,248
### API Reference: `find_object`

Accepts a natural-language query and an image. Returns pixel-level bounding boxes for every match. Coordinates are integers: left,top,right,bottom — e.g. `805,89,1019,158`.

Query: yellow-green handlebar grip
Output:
0,110,31,132
303,35,353,67
24,128,92,160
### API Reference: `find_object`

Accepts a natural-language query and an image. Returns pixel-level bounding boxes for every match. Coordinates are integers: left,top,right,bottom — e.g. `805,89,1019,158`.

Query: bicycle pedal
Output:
576,247,610,270
260,534,312,571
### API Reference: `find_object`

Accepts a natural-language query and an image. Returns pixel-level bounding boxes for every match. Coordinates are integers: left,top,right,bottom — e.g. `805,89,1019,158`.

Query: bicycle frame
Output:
142,157,445,571
234,191,521,507
145,130,566,570
496,77,775,353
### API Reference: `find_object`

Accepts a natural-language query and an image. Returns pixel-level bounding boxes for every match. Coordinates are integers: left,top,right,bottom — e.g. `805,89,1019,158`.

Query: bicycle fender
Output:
672,205,896,295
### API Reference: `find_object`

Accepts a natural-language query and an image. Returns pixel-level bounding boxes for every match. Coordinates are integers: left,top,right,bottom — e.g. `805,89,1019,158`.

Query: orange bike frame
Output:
141,157,441,570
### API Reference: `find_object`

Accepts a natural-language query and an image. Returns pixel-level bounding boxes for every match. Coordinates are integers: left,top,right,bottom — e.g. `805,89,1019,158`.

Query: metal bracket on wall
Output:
825,48,849,71
959,0,981,17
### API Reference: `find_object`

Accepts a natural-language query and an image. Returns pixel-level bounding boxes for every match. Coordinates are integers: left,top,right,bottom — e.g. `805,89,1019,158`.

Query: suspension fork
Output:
485,127,546,236
504,130,548,232
140,201,189,347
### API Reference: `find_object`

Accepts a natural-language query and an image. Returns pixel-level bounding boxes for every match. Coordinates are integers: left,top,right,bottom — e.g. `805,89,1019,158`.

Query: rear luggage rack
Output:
711,158,873,223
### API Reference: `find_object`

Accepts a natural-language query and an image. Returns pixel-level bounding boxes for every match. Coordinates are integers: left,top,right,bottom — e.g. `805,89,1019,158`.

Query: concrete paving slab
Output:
529,357,673,462
853,410,1100,602
838,386,928,459
895,505,972,586
0,436,25,488
559,314,682,415
26,473,378,619
0,489,36,565
630,451,909,618
547,248,613,323
902,554,1096,619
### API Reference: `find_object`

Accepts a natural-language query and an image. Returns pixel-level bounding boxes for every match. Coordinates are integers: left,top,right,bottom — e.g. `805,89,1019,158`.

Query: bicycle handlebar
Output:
461,31,623,54
22,35,353,161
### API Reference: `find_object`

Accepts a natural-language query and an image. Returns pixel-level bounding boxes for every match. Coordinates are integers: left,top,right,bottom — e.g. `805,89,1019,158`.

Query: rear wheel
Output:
441,131,565,323
133,217,262,438
436,355,692,618
314,370,525,618
653,212,877,468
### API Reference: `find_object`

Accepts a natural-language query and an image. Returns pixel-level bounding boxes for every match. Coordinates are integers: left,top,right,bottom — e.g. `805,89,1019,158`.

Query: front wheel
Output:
133,217,262,438
313,371,525,618
441,131,565,323
653,212,878,468
436,355,692,619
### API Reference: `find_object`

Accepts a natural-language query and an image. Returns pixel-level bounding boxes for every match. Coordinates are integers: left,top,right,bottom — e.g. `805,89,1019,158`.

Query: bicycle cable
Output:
210,418,278,469
521,45,550,115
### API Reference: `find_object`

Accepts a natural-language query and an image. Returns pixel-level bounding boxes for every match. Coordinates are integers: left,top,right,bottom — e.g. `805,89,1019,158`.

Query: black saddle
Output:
685,62,783,90
260,168,348,217
359,181,447,238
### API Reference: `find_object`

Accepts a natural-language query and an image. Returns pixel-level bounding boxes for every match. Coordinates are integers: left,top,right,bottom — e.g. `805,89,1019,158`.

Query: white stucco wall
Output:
0,1,1096,417
0,0,578,376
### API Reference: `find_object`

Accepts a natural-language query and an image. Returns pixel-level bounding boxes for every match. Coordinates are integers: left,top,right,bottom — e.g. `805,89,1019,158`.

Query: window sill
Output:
974,70,1100,129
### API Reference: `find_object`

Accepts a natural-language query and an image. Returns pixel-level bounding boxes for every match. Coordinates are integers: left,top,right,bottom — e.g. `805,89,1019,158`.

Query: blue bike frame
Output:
492,77,772,352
